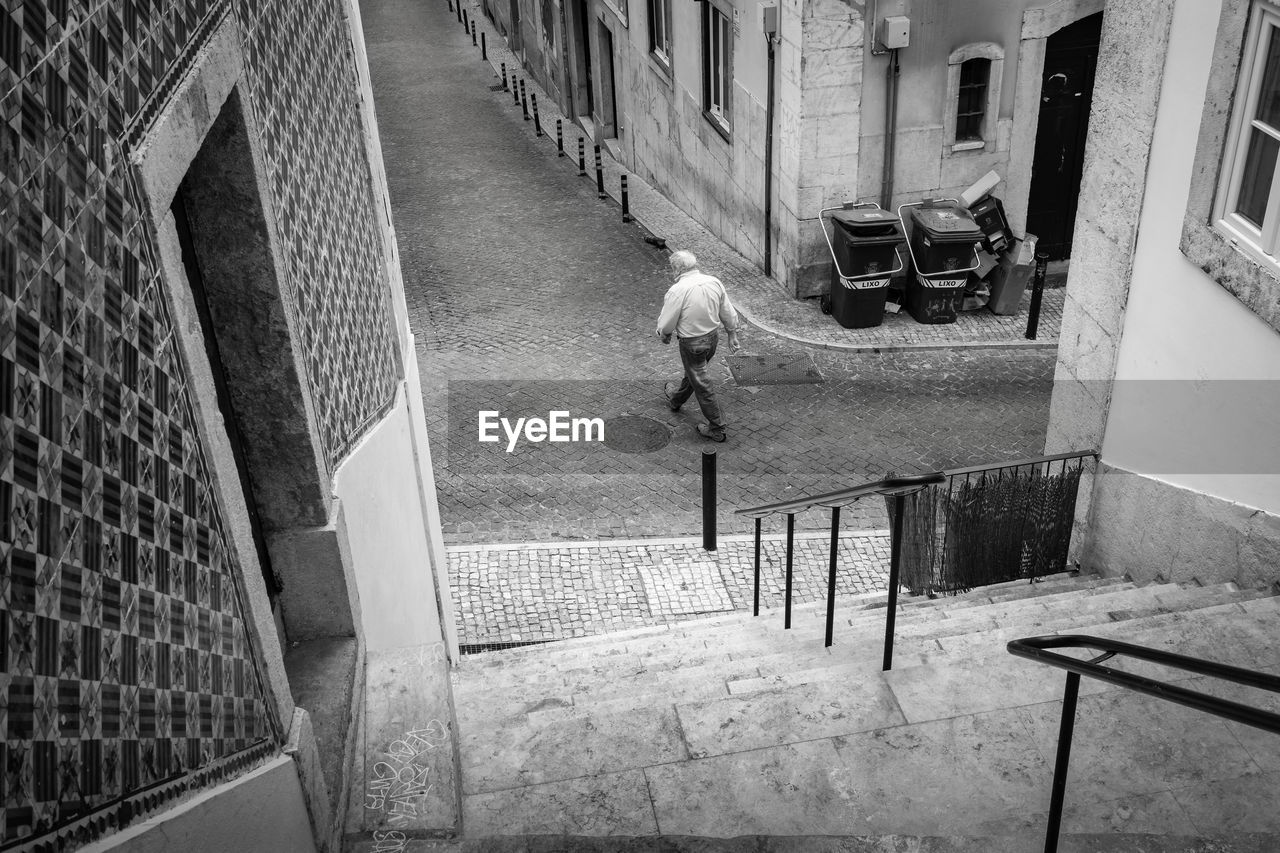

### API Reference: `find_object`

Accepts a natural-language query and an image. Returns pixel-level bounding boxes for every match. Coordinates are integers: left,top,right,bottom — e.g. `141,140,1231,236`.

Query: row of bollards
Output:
460,0,638,225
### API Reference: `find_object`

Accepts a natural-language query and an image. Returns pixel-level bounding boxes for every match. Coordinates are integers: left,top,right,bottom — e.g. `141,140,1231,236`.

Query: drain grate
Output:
603,414,672,453
727,352,824,385
488,84,506,91
459,639,560,655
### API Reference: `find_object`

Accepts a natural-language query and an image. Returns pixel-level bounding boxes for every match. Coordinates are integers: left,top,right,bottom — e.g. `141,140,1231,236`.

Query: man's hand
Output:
658,331,672,345
727,331,742,353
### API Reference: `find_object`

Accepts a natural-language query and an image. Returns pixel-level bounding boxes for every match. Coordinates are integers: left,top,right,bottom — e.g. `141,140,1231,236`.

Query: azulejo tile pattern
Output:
0,0,399,846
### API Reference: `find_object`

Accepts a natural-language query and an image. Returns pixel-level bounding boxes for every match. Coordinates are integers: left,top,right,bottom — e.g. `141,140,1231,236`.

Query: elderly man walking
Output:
656,250,743,442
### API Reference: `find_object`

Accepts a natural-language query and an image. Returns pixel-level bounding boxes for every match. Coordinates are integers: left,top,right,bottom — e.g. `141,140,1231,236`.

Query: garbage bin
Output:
902,201,983,325
823,206,905,329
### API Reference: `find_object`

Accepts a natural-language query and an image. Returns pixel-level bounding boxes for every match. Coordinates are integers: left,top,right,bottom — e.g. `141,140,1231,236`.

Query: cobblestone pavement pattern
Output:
361,2,1055,560
450,533,892,645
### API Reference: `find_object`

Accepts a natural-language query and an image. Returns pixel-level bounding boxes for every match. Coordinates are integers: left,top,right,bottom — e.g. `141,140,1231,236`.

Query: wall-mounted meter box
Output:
760,1,778,36
882,15,910,49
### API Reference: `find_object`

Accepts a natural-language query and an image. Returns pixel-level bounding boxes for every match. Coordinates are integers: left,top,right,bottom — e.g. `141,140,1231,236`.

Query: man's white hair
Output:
668,250,699,276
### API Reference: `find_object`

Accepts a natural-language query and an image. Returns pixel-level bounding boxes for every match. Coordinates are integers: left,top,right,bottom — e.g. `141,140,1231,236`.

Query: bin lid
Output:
910,205,983,242
831,208,904,239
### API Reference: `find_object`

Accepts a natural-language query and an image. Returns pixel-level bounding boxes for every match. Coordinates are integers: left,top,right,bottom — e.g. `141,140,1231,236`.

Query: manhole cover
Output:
727,352,824,385
603,415,671,454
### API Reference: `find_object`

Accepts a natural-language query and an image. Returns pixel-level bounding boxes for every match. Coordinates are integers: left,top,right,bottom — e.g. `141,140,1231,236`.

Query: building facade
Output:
487,0,1109,297
0,1,454,850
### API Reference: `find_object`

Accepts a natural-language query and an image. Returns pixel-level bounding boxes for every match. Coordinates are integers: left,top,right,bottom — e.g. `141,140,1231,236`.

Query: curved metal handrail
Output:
735,451,1098,519
1008,634,1280,732
1009,634,1280,853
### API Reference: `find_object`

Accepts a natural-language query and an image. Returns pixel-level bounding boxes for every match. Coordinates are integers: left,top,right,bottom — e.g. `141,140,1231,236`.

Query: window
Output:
955,58,990,142
649,0,671,67
943,43,1003,152
1217,1,1280,269
703,2,732,131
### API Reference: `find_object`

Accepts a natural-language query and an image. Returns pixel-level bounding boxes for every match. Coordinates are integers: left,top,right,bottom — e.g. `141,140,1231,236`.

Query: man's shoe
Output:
697,423,726,442
663,382,682,411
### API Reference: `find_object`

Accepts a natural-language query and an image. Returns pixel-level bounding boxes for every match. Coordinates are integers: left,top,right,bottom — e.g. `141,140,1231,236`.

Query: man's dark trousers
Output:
669,330,725,438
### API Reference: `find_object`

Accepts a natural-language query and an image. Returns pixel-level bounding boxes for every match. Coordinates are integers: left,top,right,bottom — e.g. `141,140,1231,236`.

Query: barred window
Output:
956,58,990,142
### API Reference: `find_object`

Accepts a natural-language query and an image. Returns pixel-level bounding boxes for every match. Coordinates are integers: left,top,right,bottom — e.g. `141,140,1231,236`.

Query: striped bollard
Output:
470,20,477,46
520,79,529,120
501,62,508,91
621,175,631,222
481,31,487,60
577,138,586,176
556,119,564,156
532,94,542,136
513,76,520,106
594,145,605,199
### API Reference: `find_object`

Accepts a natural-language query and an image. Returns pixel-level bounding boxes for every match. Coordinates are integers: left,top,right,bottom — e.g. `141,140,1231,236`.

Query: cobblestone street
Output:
361,0,1058,639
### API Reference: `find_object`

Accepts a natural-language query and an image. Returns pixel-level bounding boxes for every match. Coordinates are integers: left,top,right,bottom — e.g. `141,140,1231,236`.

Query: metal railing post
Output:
883,493,905,671
1044,672,1081,853
702,451,717,552
784,513,795,629
825,506,840,647
753,517,762,616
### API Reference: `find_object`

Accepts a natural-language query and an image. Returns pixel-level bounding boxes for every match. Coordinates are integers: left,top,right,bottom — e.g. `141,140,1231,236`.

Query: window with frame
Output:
1217,1,1280,270
703,2,732,131
649,0,672,67
955,58,990,142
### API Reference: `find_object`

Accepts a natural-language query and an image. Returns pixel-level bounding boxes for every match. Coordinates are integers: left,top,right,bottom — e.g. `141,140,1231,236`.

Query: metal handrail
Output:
735,450,1098,669
897,198,982,279
1008,634,1280,853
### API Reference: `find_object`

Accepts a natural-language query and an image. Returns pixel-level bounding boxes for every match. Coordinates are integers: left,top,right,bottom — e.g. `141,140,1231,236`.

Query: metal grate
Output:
459,639,561,655
727,352,824,386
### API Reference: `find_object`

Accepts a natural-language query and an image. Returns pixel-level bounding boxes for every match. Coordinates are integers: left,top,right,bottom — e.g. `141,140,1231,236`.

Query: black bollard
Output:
512,76,520,106
578,137,586,176
1025,251,1050,340
594,145,605,199
532,94,542,136
702,451,717,551
470,20,477,46
481,31,487,60
501,62,508,91
621,174,631,222
447,0,453,11
461,7,469,32
556,119,564,156
455,0,461,23
520,79,529,120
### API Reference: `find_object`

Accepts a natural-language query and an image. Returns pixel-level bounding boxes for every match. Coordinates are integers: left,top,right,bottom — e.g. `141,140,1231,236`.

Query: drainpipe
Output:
881,47,900,209
764,33,777,277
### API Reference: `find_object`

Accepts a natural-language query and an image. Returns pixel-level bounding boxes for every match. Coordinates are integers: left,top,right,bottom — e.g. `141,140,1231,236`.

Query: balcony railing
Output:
735,451,1097,670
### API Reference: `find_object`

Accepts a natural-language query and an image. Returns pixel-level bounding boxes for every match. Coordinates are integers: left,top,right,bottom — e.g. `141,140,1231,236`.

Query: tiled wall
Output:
1,0,401,845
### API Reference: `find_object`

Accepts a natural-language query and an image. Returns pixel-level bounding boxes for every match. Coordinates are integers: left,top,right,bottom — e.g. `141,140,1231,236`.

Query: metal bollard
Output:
532,94,542,136
594,145,605,199
621,174,631,222
455,0,461,23
470,20,477,46
578,138,586,176
481,31,487,60
512,76,520,106
702,451,717,551
520,79,529,120
1025,251,1050,340
447,0,454,11
461,7,469,32
556,119,564,156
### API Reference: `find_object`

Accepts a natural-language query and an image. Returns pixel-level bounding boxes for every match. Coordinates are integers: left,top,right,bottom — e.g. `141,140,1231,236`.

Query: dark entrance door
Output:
576,0,594,120
1025,12,1103,260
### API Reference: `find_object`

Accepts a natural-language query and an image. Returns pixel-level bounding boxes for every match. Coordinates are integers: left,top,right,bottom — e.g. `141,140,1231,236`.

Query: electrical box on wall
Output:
882,15,910,49
760,1,778,36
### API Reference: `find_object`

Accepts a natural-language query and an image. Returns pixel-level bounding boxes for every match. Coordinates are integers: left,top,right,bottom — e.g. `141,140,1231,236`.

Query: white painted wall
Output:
1103,0,1280,514
334,389,446,651
87,757,316,853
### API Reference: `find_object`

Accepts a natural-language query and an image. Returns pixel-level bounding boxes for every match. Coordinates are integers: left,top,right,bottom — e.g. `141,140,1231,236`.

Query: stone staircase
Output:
422,571,1280,852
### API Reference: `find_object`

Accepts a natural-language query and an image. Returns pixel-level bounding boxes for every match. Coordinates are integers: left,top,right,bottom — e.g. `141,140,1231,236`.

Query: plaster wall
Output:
333,389,446,652
1100,0,1280,516
84,756,317,853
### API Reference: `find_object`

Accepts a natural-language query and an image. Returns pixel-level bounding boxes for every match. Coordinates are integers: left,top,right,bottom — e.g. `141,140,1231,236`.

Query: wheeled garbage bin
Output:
899,200,983,324
821,204,905,329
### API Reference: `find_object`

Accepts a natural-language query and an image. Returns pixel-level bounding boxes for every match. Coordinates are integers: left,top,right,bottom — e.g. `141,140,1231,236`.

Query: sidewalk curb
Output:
465,7,1059,357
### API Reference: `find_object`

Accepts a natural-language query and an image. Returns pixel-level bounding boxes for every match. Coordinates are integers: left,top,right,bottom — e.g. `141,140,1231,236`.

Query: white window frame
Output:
1215,0,1280,274
649,0,672,69
942,42,1004,153
703,1,732,133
